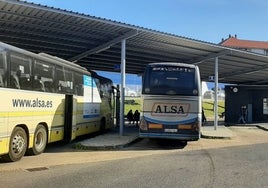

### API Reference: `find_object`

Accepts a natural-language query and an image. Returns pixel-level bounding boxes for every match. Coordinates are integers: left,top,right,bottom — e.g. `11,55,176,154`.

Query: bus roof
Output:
0,41,89,75
147,62,197,69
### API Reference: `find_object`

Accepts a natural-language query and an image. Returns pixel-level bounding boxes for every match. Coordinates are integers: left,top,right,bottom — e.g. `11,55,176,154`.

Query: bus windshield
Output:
142,65,198,96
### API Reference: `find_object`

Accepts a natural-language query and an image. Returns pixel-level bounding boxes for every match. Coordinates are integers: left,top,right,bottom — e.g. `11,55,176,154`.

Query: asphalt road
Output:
0,126,267,188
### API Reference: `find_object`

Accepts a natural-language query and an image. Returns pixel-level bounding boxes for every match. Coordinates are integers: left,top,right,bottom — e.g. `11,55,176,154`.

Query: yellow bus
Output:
0,42,114,162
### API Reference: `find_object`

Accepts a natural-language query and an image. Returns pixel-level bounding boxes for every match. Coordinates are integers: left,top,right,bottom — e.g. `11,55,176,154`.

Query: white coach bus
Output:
139,62,201,141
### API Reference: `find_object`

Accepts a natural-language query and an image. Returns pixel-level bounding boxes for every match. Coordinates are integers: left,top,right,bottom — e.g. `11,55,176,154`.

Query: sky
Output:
25,0,268,88
26,0,268,43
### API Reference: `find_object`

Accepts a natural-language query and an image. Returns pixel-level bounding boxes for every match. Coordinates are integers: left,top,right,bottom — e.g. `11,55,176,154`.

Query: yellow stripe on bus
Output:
0,111,64,117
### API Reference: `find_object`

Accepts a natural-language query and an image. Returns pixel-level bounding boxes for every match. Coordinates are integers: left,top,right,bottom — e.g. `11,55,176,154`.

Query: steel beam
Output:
69,30,139,62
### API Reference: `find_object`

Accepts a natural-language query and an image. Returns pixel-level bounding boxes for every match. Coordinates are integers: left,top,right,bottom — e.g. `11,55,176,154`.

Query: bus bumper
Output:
139,132,200,141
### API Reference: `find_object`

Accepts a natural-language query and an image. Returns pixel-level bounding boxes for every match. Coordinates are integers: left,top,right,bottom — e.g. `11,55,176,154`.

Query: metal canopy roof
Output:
1,0,268,85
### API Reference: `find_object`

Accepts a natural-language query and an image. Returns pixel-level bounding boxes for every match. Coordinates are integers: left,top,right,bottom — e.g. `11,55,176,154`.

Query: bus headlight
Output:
139,116,148,130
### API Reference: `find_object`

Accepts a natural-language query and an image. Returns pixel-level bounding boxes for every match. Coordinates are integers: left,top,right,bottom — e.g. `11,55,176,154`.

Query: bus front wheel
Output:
28,124,47,155
3,127,28,162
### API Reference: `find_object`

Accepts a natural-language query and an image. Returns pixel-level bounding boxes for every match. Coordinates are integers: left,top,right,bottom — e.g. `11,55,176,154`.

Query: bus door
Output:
64,94,77,143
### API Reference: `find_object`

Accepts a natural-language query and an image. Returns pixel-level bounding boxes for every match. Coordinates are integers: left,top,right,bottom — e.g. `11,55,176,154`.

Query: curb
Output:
256,125,268,131
201,134,232,140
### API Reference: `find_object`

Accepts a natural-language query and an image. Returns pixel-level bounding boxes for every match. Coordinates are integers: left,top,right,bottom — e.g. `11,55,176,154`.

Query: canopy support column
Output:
214,57,219,130
120,39,126,136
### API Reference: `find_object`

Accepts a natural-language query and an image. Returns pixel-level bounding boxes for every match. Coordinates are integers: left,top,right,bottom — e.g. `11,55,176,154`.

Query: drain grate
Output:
25,167,49,172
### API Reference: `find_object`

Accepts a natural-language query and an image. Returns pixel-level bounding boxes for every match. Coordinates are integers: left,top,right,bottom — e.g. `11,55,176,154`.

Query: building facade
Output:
220,35,268,56
225,85,268,123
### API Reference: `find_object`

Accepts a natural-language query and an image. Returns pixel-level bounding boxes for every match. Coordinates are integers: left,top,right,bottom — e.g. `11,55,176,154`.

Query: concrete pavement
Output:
201,121,267,138
201,125,234,139
75,125,140,150
201,120,234,139
73,121,268,150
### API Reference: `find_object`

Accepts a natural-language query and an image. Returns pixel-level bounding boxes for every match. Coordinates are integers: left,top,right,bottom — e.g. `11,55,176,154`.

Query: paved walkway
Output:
201,126,234,139
74,122,267,150
75,125,139,150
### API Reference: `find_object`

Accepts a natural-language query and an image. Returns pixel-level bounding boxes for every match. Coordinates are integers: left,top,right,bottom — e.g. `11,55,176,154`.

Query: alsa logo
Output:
151,103,190,116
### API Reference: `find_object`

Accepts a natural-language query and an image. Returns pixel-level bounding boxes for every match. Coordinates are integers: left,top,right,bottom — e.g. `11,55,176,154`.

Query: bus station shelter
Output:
1,0,268,133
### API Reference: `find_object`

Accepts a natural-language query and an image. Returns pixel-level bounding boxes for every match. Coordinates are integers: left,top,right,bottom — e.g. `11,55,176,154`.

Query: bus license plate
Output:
164,129,177,133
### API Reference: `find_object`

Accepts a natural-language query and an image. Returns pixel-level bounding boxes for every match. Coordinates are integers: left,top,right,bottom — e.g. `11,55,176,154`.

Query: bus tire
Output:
28,124,47,155
3,127,28,162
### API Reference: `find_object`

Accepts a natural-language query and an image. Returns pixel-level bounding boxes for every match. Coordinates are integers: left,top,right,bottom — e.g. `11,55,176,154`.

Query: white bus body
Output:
139,62,201,140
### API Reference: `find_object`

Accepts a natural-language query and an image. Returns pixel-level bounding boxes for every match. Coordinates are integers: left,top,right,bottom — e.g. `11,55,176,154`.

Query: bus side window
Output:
20,77,31,90
64,69,73,94
11,69,21,89
9,53,31,90
34,60,54,93
0,53,5,87
55,67,73,94
56,67,65,93
33,75,45,92
74,73,83,96
0,72,3,87
44,81,54,92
